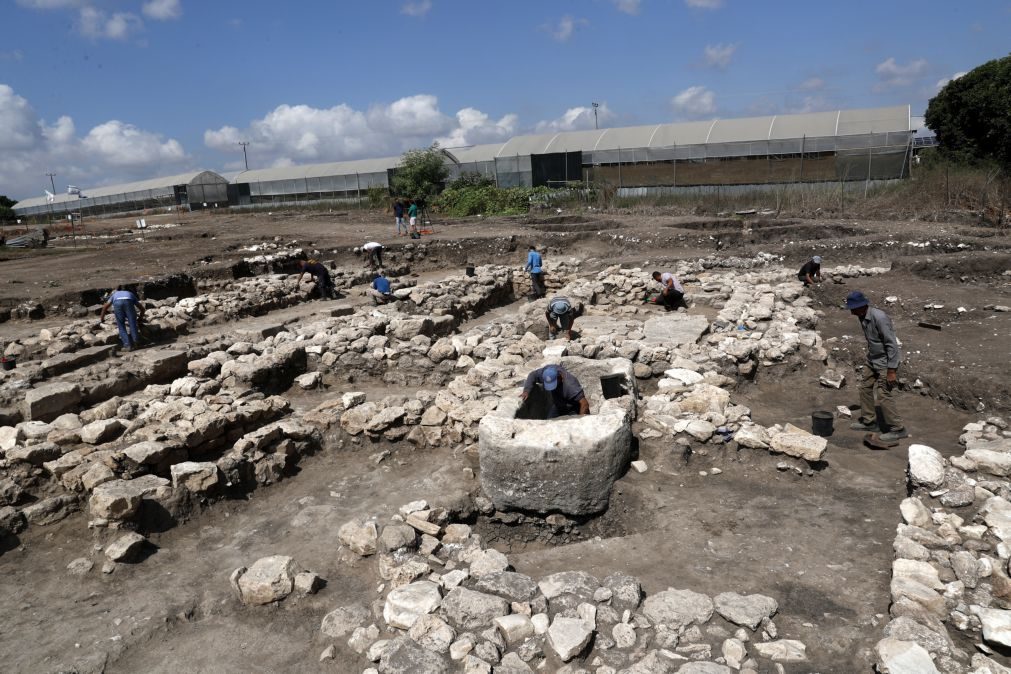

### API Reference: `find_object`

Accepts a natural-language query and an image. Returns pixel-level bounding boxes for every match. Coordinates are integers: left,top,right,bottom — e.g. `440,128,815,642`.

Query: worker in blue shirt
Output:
369,272,394,305
98,286,145,351
524,245,546,299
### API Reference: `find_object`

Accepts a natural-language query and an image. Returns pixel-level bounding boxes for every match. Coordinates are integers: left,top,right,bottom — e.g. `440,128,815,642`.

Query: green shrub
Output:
433,185,552,216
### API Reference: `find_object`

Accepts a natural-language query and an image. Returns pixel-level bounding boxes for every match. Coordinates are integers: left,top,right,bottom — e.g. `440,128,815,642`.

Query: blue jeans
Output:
396,216,406,235
113,301,139,347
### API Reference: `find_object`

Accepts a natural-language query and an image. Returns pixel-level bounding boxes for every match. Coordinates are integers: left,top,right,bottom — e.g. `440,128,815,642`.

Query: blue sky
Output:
2,0,1009,200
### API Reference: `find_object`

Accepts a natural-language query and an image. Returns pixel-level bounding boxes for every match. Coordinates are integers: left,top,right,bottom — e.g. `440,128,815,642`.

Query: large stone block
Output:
23,383,82,422
479,357,635,516
480,412,631,516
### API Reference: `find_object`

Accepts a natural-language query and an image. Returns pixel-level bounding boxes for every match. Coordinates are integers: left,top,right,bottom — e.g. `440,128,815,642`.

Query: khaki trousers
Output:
858,367,903,430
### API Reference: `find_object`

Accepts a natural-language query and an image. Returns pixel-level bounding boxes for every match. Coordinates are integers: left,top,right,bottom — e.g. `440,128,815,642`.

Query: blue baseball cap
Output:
542,366,559,391
845,291,869,309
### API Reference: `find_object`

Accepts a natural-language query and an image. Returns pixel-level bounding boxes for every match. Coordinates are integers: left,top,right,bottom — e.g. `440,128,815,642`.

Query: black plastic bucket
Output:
465,266,476,277
812,411,834,437
2,358,15,371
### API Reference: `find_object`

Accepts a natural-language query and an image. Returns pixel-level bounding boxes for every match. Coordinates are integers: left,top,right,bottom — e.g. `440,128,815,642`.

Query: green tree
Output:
0,195,16,224
925,54,1011,168
391,145,449,200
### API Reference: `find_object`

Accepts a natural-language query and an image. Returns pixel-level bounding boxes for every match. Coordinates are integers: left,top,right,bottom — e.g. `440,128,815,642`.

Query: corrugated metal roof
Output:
14,170,224,209
233,156,399,183
442,143,505,164
493,105,910,155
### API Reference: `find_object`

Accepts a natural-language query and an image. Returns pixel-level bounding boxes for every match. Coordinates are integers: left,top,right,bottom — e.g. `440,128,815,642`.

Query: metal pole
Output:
617,147,622,189
799,135,805,182
672,142,677,188
238,142,250,170
865,144,872,198
356,172,361,207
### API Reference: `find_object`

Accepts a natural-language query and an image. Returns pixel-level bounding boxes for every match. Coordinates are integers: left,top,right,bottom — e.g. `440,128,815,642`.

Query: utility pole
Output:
238,141,250,170
45,171,56,226
591,102,600,130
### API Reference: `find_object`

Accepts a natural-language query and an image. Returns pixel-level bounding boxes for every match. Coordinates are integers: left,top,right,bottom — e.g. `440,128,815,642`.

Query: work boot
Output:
879,428,909,442
849,419,878,431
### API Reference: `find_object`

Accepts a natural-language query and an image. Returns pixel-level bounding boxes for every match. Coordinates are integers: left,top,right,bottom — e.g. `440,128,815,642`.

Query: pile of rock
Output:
875,416,1011,674
319,499,807,672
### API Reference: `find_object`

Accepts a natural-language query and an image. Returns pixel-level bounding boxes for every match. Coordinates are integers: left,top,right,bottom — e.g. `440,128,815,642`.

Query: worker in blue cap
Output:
520,364,589,418
797,255,823,286
846,290,907,442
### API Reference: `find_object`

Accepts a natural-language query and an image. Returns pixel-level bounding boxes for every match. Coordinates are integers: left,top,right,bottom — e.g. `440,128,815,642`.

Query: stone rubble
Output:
315,496,807,672
876,415,1011,674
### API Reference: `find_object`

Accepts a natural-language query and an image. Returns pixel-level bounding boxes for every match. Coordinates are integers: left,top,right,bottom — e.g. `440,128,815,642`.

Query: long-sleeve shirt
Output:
860,306,901,370
525,251,543,273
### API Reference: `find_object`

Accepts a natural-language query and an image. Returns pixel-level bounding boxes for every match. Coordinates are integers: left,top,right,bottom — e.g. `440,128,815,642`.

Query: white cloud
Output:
799,77,825,91
685,0,723,8
142,0,182,21
874,57,928,90
82,121,184,166
535,104,615,133
78,7,143,40
205,95,519,168
15,0,82,8
0,84,42,150
0,50,25,62
548,15,587,42
0,84,189,200
401,0,432,17
671,86,716,118
703,43,736,69
612,0,641,15
935,71,967,89
436,108,518,147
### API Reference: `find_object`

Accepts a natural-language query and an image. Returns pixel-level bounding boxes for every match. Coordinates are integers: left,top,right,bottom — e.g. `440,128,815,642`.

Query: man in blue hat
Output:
846,290,907,441
798,256,823,287
520,364,589,418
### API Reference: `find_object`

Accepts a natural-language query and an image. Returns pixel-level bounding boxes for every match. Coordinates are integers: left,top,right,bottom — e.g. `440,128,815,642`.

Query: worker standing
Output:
525,245,546,299
846,290,908,442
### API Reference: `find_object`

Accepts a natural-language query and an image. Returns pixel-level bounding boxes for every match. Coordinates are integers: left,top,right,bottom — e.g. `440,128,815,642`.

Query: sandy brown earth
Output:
0,206,1009,673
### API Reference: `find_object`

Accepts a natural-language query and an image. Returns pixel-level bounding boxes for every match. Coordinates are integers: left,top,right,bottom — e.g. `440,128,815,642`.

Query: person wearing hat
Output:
545,296,579,340
846,290,907,442
797,256,823,287
520,364,589,418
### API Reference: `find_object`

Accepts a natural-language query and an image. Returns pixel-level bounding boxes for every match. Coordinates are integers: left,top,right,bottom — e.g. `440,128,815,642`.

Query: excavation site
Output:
1,209,1010,674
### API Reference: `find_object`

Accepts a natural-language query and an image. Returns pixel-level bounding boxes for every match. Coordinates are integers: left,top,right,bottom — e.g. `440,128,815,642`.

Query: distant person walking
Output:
362,241,384,269
798,256,823,287
98,286,144,351
525,245,546,299
393,200,406,236
648,270,687,311
846,291,908,442
296,259,335,299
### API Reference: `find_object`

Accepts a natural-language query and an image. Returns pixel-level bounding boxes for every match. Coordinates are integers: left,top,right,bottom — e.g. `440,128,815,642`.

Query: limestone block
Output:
875,638,939,674
769,427,827,462
170,461,222,494
908,444,945,489
642,588,714,630
235,555,297,605
23,383,82,422
384,580,443,630
479,411,631,516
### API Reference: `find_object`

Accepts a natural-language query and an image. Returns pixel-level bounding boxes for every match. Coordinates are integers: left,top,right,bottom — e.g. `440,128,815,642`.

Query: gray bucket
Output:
812,411,834,437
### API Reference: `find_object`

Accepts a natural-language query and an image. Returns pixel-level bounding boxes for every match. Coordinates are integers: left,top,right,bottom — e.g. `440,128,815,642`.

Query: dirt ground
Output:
1,206,1010,673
